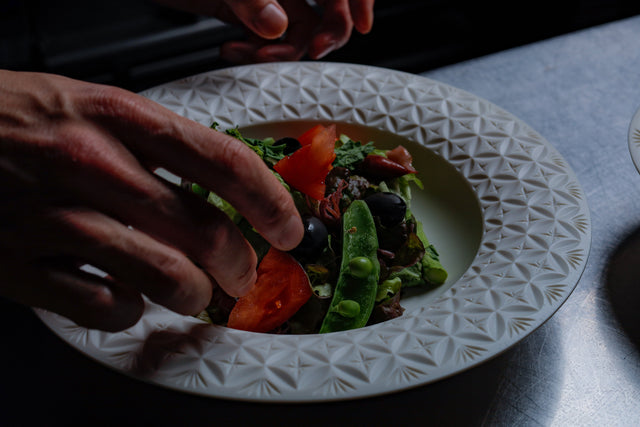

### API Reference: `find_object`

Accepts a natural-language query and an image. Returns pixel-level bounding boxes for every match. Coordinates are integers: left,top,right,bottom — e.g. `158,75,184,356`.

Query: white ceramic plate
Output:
35,62,591,402
628,105,640,173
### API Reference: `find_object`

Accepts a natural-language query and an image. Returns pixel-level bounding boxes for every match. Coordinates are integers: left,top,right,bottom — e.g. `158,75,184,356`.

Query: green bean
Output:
319,200,380,333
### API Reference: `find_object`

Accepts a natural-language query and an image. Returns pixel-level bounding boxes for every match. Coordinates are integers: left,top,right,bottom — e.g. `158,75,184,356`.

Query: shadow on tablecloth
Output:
605,226,640,348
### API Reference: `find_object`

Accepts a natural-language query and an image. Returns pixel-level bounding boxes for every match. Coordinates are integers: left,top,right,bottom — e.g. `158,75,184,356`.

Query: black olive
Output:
290,216,328,261
274,137,302,155
363,192,407,228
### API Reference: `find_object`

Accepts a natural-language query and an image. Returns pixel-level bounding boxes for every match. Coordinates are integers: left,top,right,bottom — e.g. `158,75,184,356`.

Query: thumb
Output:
224,0,288,39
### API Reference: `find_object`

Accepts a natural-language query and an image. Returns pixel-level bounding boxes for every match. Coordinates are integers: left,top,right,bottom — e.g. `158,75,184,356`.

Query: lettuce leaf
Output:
224,127,285,167
333,135,375,169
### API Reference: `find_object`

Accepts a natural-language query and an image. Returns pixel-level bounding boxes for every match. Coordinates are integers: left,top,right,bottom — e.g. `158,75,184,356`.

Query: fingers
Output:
349,0,375,34
222,0,288,39
220,40,301,64
81,85,303,254
220,0,317,63
48,208,217,311
111,185,260,299
152,0,288,39
218,0,375,63
308,0,354,59
31,119,265,297
2,206,216,316
0,70,306,331
2,261,145,332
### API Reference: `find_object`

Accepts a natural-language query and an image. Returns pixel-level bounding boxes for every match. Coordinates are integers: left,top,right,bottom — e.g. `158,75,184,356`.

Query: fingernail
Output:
277,214,304,251
253,3,288,39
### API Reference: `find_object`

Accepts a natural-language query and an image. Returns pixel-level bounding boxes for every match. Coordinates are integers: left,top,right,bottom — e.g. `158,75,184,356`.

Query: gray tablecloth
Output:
423,15,640,425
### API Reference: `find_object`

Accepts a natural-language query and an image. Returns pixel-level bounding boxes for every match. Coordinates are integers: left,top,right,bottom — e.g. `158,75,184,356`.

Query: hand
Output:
154,0,375,62
0,70,303,331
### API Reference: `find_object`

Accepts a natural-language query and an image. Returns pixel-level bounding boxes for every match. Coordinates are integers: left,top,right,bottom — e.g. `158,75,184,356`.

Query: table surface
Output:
3,15,640,427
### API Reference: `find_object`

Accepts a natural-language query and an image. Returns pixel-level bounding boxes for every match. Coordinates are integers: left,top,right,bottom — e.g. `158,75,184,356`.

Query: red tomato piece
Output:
297,124,326,146
227,248,312,333
274,124,337,200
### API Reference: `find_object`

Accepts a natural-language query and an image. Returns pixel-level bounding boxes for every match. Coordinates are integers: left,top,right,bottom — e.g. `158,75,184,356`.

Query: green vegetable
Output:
207,192,242,224
195,310,212,324
306,264,333,298
191,183,209,198
198,124,448,334
189,183,242,224
319,200,380,333
312,282,333,298
376,277,402,302
388,263,424,288
332,135,375,169
332,300,361,318
415,220,448,285
349,256,373,278
223,127,285,167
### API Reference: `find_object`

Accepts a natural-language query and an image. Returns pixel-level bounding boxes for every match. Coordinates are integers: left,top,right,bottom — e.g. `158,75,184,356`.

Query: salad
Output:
188,123,447,334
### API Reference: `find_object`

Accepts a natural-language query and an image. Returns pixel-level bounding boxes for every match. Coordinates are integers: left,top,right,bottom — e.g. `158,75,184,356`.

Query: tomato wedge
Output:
274,124,337,200
297,124,326,146
227,248,312,333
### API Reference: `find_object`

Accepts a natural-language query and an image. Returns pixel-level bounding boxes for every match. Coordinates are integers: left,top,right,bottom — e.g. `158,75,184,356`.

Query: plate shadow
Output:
605,225,640,349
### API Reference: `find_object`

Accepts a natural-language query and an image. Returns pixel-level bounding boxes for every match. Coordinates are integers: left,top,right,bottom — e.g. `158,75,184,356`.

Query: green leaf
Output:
333,137,375,169
224,127,285,167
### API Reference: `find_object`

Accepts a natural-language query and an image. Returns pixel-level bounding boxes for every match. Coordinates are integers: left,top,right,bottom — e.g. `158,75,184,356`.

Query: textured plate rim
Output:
35,62,591,402
628,105,640,173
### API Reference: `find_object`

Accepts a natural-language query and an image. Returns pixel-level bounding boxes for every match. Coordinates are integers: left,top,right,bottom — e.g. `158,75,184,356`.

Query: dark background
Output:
2,0,640,92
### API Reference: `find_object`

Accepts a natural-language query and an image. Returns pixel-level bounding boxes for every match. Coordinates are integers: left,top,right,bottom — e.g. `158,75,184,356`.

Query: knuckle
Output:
198,214,236,258
52,122,100,160
89,85,170,134
48,208,101,243
154,249,193,286
88,85,136,119
88,84,188,151
26,73,77,121
259,189,294,228
215,135,257,178
41,123,122,187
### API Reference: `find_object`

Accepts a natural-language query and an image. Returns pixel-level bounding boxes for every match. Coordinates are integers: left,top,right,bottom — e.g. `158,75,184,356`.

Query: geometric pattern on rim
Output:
35,62,591,402
628,105,640,174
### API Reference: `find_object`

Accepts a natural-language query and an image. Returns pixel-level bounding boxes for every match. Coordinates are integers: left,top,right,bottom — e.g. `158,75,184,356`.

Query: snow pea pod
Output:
319,200,380,333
